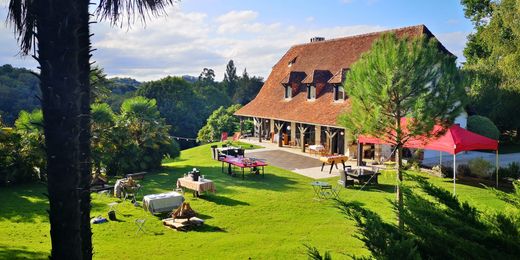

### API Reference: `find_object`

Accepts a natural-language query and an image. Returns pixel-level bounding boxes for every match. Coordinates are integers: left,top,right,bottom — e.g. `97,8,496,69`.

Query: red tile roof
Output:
235,25,452,127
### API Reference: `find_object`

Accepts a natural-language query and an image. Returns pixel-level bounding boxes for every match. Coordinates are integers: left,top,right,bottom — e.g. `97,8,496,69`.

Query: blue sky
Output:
0,0,473,81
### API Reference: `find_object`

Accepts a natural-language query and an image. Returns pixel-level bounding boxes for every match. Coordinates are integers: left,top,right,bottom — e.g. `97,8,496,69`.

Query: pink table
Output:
221,156,268,179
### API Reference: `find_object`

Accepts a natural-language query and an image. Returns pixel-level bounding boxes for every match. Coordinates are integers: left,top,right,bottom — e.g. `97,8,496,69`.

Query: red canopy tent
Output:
358,123,499,193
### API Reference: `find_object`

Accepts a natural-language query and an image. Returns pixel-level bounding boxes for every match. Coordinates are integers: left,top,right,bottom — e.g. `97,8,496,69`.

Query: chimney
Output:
310,37,325,43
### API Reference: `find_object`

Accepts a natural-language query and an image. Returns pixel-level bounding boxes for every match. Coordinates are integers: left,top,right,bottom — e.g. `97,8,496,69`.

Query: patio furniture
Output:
135,219,147,235
143,191,184,214
114,177,139,199
122,184,141,201
338,168,354,187
310,181,332,200
320,184,341,199
347,168,380,185
308,145,325,156
319,155,349,174
176,177,216,197
222,156,268,179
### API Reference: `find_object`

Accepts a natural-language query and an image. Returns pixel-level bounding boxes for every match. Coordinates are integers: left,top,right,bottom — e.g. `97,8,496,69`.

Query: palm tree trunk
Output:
78,0,93,258
37,0,83,258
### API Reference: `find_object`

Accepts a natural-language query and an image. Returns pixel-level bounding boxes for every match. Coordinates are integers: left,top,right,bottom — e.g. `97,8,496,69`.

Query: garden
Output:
0,143,512,259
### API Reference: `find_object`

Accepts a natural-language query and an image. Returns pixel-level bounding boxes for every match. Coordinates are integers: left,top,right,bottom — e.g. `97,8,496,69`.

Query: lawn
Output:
0,143,509,259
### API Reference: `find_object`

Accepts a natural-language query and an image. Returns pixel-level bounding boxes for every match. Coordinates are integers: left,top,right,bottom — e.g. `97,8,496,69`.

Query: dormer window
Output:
334,85,346,102
307,85,316,100
284,85,292,99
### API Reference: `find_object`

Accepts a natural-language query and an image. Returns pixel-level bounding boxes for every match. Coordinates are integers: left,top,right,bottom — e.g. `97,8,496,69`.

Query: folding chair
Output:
135,219,147,235
320,184,341,199
123,184,141,202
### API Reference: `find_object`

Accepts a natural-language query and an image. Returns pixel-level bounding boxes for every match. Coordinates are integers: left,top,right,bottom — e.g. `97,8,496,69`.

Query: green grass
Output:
0,143,509,259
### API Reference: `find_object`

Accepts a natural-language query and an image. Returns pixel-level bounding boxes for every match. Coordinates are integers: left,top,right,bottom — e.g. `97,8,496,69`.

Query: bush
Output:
468,157,493,178
457,164,472,177
432,165,452,178
467,115,500,140
496,162,520,181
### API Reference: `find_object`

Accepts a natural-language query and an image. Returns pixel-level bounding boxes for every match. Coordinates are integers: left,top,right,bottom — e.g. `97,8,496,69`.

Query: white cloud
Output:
0,6,470,82
306,16,315,22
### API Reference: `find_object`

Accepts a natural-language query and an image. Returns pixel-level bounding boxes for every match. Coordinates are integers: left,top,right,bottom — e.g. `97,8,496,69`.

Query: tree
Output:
137,76,205,149
106,97,179,175
339,177,520,259
198,68,216,85
0,64,40,125
223,60,239,97
339,33,465,228
462,0,520,139
467,115,500,140
90,103,116,175
197,105,243,143
233,68,264,104
7,0,175,258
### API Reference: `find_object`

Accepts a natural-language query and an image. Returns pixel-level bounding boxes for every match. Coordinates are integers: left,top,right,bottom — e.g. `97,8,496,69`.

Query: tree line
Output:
0,60,263,149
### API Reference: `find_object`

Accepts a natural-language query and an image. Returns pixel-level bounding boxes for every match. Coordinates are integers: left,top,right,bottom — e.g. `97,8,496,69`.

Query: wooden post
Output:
324,128,337,155
253,118,262,143
275,122,284,147
298,126,308,153
239,117,244,136
290,122,296,145
357,142,363,166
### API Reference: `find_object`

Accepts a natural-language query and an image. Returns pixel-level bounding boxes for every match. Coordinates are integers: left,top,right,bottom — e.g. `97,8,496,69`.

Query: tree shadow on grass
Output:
0,183,49,223
0,245,48,260
347,183,397,193
202,195,250,206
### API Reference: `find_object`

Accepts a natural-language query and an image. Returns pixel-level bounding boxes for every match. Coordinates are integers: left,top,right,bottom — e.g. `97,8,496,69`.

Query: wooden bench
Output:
125,171,147,180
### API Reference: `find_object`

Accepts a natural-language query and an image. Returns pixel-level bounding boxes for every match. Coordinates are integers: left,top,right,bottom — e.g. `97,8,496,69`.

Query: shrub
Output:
467,115,500,140
432,165,452,177
468,157,493,178
457,164,473,177
495,162,520,181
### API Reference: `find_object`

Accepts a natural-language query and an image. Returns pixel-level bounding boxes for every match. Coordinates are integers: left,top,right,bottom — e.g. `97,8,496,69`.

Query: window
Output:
334,85,345,101
284,85,292,99
307,85,316,100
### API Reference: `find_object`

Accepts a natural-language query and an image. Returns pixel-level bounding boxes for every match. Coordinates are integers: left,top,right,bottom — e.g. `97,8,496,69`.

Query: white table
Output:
143,191,184,214
308,144,325,156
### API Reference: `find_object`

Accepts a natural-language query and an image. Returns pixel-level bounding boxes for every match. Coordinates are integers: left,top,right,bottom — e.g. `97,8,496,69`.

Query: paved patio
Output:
242,139,353,179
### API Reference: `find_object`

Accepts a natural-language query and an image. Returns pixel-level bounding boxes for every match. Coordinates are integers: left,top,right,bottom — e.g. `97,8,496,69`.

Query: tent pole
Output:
496,149,499,188
453,153,456,195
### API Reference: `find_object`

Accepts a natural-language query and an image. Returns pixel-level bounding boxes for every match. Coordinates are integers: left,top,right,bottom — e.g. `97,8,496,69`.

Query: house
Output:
234,25,455,160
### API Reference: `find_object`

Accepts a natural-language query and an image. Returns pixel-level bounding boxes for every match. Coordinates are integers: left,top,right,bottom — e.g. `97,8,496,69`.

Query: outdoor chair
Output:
135,219,147,235
319,184,341,199
123,184,141,201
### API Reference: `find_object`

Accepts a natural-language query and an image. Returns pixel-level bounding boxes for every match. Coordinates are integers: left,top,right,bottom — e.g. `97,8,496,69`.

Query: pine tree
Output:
339,33,465,228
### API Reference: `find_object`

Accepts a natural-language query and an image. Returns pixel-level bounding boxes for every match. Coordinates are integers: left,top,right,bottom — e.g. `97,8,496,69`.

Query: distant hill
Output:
0,64,40,125
182,75,198,83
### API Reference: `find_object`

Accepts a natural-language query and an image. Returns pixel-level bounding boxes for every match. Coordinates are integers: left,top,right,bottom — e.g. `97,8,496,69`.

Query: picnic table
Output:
319,155,349,174
143,191,184,214
176,177,216,197
222,156,267,179
216,146,242,157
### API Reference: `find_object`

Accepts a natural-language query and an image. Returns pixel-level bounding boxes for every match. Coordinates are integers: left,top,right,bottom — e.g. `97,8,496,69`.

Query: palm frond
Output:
96,0,178,26
7,0,38,54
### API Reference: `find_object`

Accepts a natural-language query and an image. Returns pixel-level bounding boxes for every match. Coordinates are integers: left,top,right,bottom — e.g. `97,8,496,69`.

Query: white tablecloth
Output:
143,191,184,214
